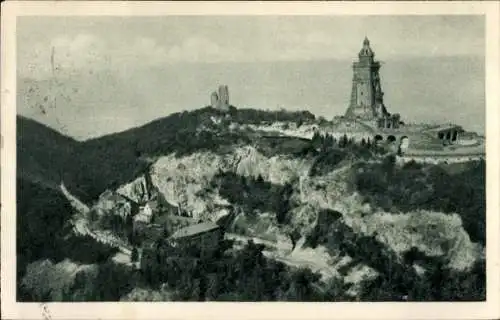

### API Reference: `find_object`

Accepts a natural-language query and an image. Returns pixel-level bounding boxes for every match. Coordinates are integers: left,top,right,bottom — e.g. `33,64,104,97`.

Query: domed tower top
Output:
345,36,385,120
358,36,374,58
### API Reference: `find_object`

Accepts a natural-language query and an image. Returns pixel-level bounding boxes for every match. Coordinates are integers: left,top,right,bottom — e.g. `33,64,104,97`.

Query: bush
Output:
213,171,295,219
230,108,316,125
131,248,139,262
309,148,347,176
70,261,140,301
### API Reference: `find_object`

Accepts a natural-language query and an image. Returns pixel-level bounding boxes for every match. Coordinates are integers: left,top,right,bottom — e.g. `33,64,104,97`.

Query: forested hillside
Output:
17,107,486,302
18,107,317,202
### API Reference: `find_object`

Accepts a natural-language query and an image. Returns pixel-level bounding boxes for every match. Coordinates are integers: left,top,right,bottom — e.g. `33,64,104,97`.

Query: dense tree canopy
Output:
355,159,485,246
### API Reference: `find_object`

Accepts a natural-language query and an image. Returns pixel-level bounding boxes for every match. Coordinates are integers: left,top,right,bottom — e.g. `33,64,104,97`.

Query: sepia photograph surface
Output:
2,1,499,320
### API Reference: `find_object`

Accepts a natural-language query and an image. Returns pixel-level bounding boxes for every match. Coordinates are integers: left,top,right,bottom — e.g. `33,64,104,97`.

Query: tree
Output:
326,134,334,147
162,226,170,238
297,118,303,128
382,155,396,176
332,137,337,146
276,182,294,224
339,134,348,148
286,268,321,301
288,228,301,251
131,247,139,262
312,131,322,147
256,174,265,184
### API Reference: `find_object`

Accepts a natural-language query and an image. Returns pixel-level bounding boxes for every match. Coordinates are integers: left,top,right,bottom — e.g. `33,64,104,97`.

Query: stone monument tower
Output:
345,37,388,120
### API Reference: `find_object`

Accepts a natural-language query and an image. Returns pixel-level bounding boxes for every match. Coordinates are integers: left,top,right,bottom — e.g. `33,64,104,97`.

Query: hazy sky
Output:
17,15,485,139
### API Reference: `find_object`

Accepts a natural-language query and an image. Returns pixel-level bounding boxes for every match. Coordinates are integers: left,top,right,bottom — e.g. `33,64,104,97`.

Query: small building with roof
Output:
168,221,222,257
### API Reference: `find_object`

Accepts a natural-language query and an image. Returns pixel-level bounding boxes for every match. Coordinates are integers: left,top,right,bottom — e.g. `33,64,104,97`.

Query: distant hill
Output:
17,116,79,189
17,106,316,202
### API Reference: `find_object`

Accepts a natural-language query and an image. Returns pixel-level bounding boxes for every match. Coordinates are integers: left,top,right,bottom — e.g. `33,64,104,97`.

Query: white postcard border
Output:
1,1,499,320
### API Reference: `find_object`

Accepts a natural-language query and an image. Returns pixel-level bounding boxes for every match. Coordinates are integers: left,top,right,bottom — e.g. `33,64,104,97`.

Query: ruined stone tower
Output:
210,85,230,111
218,85,229,110
345,37,388,120
210,91,219,108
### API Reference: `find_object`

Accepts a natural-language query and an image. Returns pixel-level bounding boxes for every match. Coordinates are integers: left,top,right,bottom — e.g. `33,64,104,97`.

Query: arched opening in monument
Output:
387,135,396,143
446,131,452,140
438,132,444,140
374,135,383,143
452,131,458,141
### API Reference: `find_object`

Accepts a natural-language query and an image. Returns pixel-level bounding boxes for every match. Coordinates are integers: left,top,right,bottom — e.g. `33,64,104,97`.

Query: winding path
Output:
59,182,132,257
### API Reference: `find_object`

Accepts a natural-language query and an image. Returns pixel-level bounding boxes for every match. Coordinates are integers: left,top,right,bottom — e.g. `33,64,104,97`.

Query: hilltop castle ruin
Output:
210,85,230,111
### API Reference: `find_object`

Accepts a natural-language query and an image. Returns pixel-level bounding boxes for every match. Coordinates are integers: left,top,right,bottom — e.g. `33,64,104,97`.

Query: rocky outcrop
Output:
117,175,149,204
116,146,312,222
111,147,481,273
94,190,133,220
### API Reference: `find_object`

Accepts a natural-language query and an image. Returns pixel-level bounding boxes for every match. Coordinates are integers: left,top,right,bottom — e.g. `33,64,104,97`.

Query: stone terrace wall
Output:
399,154,485,165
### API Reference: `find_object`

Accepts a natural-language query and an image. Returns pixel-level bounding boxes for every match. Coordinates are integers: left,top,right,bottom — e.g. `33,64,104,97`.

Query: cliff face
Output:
115,146,481,272
118,146,312,215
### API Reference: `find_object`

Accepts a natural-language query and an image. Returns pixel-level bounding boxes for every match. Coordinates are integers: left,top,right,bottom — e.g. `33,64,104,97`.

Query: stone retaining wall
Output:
399,154,485,164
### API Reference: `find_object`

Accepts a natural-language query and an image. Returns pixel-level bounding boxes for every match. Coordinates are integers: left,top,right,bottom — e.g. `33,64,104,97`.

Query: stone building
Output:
344,37,393,127
168,221,222,257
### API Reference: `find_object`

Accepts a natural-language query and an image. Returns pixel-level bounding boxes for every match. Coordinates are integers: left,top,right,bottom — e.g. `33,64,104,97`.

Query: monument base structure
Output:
324,38,484,160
